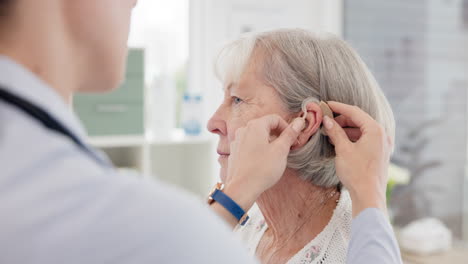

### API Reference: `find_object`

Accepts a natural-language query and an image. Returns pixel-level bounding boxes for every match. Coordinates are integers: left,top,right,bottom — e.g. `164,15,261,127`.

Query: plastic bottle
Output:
182,93,203,136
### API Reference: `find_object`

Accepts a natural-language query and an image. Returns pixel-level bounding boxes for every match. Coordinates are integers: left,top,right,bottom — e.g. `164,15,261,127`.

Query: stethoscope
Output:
0,86,109,166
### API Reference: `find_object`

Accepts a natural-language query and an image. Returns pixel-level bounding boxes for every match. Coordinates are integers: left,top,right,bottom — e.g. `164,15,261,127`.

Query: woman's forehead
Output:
227,67,265,89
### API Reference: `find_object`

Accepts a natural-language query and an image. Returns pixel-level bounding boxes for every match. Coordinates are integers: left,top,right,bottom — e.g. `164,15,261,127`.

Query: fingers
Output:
323,116,352,151
343,128,362,142
326,131,360,145
241,114,303,155
256,114,290,136
274,118,305,151
334,115,362,142
245,114,301,148
334,115,358,128
326,101,374,131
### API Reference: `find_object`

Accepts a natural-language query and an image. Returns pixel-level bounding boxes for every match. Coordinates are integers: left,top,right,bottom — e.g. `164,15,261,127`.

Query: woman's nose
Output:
207,108,227,136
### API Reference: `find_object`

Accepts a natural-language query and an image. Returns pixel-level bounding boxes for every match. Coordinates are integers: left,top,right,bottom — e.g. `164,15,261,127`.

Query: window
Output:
128,0,189,135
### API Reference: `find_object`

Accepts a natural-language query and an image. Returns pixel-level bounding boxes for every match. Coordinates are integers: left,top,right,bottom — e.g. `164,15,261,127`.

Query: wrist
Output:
223,181,259,213
207,181,255,227
349,188,387,218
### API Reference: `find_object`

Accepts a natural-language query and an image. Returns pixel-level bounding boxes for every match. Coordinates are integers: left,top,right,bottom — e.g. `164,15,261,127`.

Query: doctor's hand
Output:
222,115,305,214
323,101,393,218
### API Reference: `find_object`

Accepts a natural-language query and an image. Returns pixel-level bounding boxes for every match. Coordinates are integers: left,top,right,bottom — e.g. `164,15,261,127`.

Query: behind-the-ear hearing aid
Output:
318,101,333,136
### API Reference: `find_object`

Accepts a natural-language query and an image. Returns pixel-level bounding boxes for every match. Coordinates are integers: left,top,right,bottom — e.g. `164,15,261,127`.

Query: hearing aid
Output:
318,101,333,136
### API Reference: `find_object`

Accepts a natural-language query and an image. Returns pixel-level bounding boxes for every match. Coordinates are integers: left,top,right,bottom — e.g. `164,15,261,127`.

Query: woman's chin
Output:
219,168,227,183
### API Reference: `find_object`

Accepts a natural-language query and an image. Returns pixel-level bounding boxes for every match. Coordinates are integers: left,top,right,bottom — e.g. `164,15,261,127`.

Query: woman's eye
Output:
232,96,243,105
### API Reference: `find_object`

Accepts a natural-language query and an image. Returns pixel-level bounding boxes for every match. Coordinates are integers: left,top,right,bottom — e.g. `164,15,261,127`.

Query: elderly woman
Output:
207,29,395,264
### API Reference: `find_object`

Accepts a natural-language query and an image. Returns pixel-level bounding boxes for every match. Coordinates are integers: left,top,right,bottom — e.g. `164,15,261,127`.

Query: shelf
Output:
87,135,146,148
86,130,213,148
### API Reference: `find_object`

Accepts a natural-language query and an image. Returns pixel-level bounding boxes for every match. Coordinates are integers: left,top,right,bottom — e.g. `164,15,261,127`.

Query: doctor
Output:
0,0,402,263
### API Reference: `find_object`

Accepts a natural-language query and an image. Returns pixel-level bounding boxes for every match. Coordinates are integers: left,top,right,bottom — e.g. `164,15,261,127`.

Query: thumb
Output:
274,118,304,150
323,116,351,150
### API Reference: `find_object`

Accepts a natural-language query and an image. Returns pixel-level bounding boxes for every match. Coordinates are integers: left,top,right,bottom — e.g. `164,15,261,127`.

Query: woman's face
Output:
63,0,137,92
207,64,292,182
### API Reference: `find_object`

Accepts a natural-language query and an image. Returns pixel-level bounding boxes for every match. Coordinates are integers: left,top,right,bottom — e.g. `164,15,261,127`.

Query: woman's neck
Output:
257,169,339,243
0,2,78,105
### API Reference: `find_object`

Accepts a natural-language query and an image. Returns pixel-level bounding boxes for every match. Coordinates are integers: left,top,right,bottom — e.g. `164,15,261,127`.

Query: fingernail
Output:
323,116,334,129
292,118,305,132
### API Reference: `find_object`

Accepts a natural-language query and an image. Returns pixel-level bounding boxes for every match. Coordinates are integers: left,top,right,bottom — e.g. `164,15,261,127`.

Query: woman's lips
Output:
217,150,230,156
217,150,230,161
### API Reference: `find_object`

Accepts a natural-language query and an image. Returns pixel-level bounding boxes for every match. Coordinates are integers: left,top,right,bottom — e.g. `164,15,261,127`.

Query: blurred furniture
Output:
402,247,468,264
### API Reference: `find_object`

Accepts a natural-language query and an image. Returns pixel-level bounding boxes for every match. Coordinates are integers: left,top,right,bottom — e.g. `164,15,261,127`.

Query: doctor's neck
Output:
0,2,85,105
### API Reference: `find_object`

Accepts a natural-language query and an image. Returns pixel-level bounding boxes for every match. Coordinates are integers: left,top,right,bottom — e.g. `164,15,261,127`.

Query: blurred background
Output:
73,0,468,262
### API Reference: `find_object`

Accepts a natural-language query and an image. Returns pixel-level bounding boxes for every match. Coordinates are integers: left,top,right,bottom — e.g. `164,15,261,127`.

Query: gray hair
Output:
215,29,395,187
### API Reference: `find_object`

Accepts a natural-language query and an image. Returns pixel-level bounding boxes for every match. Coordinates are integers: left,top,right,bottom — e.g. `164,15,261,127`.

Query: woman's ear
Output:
291,102,323,150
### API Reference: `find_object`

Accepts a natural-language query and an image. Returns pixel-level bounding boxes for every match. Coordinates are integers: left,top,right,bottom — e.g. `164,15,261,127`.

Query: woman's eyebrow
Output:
226,82,238,91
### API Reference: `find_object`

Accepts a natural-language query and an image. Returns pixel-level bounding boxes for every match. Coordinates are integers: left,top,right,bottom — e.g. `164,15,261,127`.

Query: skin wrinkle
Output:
255,169,339,263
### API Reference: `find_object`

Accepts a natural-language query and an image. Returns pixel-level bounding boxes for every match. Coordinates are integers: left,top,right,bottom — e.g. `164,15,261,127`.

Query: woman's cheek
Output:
227,123,245,142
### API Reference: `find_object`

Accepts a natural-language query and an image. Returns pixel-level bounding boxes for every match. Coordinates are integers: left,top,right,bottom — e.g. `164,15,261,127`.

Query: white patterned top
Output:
234,190,352,264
